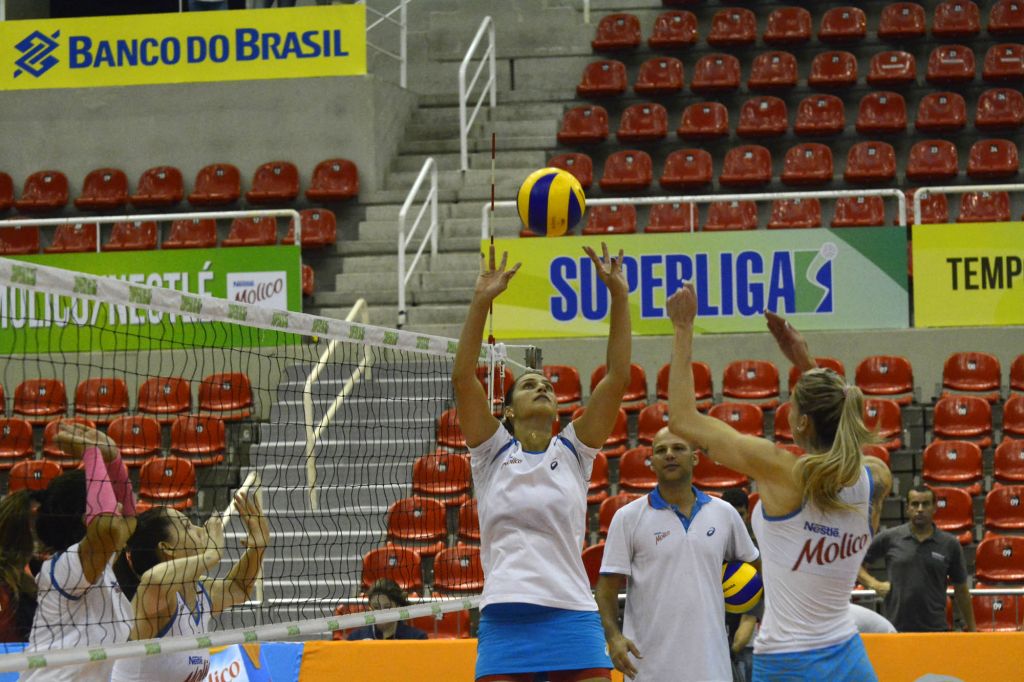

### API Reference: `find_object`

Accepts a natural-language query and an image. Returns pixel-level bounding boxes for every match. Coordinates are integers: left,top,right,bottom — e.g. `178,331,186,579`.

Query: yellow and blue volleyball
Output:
722,561,763,614
516,167,586,237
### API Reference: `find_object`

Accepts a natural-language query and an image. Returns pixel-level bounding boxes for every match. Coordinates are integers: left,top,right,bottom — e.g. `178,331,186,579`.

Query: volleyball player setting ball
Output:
665,285,892,682
453,243,630,682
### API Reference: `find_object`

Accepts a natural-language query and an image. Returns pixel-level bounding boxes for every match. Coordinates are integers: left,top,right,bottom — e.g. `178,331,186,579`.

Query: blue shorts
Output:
753,634,878,682
475,603,612,679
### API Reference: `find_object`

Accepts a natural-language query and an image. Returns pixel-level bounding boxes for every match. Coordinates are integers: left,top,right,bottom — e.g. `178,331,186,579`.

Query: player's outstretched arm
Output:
574,243,631,449
765,310,816,375
453,244,520,447
209,492,270,615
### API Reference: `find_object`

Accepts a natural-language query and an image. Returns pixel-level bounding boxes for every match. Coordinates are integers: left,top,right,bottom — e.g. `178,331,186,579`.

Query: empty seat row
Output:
925,485,1024,545
362,539,483,595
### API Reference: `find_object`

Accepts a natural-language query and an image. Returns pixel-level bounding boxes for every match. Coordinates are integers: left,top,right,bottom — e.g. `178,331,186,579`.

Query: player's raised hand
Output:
235,491,270,551
583,243,628,299
666,284,697,328
475,244,521,302
56,421,120,463
765,310,813,371
204,514,226,558
608,633,642,679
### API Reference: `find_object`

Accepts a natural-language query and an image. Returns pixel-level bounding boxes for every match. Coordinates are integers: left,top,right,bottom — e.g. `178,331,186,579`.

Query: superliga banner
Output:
913,222,1024,328
0,5,365,91
489,229,909,338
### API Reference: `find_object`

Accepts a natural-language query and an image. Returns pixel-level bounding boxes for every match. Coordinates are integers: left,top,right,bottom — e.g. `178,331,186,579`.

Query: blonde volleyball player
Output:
664,285,891,682
453,244,630,682
109,491,269,682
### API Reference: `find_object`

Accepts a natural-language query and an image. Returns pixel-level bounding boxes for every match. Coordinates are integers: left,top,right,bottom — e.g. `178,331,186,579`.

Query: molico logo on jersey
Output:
14,30,59,78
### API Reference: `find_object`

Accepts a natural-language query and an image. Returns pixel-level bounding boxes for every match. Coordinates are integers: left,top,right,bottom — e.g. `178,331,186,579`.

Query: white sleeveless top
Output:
751,465,874,654
469,422,598,611
110,583,212,682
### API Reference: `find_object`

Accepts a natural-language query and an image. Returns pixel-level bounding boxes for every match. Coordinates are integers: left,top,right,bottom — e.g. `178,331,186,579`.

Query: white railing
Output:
359,0,409,88
397,157,439,329
459,16,497,172
302,298,372,511
912,183,1024,224
481,189,908,238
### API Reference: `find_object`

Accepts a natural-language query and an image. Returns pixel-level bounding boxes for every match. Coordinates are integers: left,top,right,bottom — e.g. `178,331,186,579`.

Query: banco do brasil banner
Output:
489,229,909,338
2,246,301,353
0,5,365,90
913,222,1024,328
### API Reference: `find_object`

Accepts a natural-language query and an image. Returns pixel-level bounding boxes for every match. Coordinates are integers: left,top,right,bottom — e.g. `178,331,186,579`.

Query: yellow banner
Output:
0,5,365,90
913,222,1024,327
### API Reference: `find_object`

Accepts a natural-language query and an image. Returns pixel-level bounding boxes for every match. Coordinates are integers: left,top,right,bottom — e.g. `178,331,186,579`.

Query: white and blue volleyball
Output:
722,561,763,614
516,167,586,237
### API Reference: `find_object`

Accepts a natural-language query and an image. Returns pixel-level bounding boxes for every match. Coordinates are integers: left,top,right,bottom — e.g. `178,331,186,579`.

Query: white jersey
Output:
600,488,759,682
110,583,213,682
469,422,598,611
20,543,132,682
751,465,874,654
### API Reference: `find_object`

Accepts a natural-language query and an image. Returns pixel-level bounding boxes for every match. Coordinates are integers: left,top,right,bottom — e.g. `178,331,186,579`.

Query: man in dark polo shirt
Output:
857,485,977,632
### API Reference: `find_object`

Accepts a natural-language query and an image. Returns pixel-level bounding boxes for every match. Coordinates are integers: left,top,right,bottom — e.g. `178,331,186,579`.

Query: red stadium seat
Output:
990,0,1024,36
941,352,1001,402
781,143,833,185
583,205,637,236
7,460,61,494
844,142,896,184
933,395,993,448
74,168,128,211
588,451,610,506
694,451,749,490
690,54,741,93
74,377,128,425
933,0,981,38
794,95,845,136
548,153,593,190
558,105,609,144
819,7,867,43
788,357,846,391
1013,355,1024,394
911,191,950,224
832,197,886,228
413,452,471,508
708,7,756,47
361,547,423,593
719,145,771,187
705,201,758,232
768,198,822,230
599,493,641,536
931,486,975,544
906,140,959,182
972,595,1024,632
0,419,34,470
737,97,788,138
655,362,712,410
975,535,1024,582
808,51,858,88
137,376,191,424
457,498,480,545
436,408,465,451
577,60,628,97
187,163,240,206
170,415,225,467
222,216,277,247
856,92,907,134
862,399,903,451
774,402,795,442
302,264,314,297
306,158,358,201
0,226,39,255
634,57,683,95
985,486,1024,533
599,150,652,191
922,440,984,496
475,364,514,407
581,544,604,589
102,220,157,252
105,416,161,467
995,439,1024,485
1004,394,1024,439
137,456,196,511
163,218,217,250
592,13,641,51
130,166,183,207
386,496,447,557
722,361,780,409
958,191,1010,222
433,546,484,594
13,379,66,425
542,364,583,416
926,45,976,84
967,138,1020,178
619,446,657,494
410,609,472,639
0,173,13,212
709,403,764,437
44,222,97,254
572,406,629,457
649,10,698,49
590,364,647,409
764,6,811,45
677,102,729,140
983,43,1024,82
646,202,698,233
15,170,68,212
976,88,1024,130
617,104,668,142
867,51,917,86
861,444,891,468
198,372,252,420
282,209,337,248
747,51,799,90
245,160,299,205
855,356,913,404
915,92,968,132
879,3,927,40
637,403,671,445
660,149,712,189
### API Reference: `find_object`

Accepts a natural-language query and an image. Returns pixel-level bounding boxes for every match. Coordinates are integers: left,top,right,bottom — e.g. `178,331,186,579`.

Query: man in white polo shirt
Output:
596,427,759,682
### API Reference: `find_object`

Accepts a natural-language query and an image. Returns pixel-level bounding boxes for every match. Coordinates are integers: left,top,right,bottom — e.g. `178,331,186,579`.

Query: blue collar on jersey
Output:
648,485,711,531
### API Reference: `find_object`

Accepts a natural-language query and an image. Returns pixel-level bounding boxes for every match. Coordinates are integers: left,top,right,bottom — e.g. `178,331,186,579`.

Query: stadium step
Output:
392,149,548,172
364,203,454,221
399,135,553,156
262,483,411,510
335,237,481,258
405,118,558,142
341,251,479,274
262,421,435,445
410,103,566,128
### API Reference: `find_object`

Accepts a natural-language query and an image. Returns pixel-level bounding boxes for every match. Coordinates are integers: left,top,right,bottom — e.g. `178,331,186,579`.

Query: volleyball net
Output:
0,255,535,674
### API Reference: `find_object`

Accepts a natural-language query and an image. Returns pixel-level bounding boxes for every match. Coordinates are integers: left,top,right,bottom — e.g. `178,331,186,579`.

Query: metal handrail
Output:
397,157,439,329
302,298,372,511
458,16,497,171
913,183,1024,224
359,0,409,88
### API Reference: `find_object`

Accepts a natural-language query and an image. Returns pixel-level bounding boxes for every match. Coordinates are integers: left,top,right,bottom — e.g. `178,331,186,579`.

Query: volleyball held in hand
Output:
722,561,763,614
516,167,586,237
